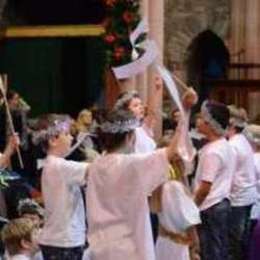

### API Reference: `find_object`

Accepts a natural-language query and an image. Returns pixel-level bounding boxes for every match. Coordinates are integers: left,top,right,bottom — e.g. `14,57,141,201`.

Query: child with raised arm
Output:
32,114,89,260
153,90,201,260
113,76,164,154
85,106,185,260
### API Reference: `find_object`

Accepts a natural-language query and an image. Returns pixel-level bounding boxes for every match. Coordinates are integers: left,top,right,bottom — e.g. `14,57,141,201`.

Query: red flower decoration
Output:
122,11,134,24
104,0,117,7
104,34,117,44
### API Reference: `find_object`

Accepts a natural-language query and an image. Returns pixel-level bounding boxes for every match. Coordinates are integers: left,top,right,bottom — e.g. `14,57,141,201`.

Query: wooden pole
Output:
0,75,24,169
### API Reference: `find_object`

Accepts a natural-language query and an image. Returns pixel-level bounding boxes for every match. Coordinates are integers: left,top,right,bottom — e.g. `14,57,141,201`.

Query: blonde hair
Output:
2,218,34,256
76,109,92,132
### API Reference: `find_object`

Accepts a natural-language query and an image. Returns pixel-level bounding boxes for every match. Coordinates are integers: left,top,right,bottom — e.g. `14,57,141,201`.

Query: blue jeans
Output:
228,204,252,260
40,245,84,260
198,199,231,260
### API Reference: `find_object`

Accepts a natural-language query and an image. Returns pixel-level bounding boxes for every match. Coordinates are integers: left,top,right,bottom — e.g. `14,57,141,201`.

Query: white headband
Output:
100,118,140,134
32,119,71,145
114,91,139,110
243,125,260,145
201,102,226,135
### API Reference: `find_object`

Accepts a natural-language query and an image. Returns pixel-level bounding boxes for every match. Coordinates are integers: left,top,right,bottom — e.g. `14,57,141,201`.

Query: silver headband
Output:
201,102,226,135
17,198,44,217
114,91,139,110
230,117,247,128
32,119,71,145
100,118,140,134
243,125,260,145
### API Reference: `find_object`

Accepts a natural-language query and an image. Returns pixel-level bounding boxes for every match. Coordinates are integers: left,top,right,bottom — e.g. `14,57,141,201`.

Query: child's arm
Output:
194,181,212,206
187,226,201,260
194,153,221,206
0,134,20,168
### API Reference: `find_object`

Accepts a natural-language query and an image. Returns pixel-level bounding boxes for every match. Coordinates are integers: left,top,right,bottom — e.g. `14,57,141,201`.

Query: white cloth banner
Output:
130,19,149,47
156,65,196,173
156,65,185,115
112,40,158,79
130,19,149,60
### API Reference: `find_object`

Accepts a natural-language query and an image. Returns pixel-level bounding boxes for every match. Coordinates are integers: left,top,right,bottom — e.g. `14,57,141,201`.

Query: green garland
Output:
103,0,146,68
0,169,20,189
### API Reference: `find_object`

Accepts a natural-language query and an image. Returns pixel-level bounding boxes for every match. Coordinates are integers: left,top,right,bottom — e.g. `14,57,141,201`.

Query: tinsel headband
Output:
100,117,140,134
32,118,72,145
114,91,139,110
201,101,226,135
243,124,260,145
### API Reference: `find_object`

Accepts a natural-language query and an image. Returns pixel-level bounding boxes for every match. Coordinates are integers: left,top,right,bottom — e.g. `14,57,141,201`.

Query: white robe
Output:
134,126,156,153
155,181,201,260
86,149,168,260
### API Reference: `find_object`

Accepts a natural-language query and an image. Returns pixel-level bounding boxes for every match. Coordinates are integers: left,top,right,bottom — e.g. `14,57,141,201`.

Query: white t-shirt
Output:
229,134,257,206
86,149,168,260
7,254,30,260
39,155,88,247
194,138,235,211
134,126,156,153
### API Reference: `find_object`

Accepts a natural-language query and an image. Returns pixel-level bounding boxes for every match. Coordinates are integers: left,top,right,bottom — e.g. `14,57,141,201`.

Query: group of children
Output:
0,77,260,260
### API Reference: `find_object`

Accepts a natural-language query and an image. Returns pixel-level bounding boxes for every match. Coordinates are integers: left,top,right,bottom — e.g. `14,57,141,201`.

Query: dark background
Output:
0,0,106,117
4,0,106,25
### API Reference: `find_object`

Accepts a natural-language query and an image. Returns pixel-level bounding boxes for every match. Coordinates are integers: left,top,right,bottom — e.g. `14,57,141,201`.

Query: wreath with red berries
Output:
103,0,146,68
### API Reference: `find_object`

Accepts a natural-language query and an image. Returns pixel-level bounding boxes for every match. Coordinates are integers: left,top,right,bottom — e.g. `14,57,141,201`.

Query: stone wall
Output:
164,0,231,70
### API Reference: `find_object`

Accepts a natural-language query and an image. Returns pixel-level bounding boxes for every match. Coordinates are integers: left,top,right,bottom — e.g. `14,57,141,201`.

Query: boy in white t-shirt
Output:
226,106,256,260
194,100,235,260
32,114,89,260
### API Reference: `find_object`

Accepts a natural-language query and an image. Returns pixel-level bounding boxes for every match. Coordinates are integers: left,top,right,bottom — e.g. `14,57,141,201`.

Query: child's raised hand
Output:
8,133,20,151
182,88,198,110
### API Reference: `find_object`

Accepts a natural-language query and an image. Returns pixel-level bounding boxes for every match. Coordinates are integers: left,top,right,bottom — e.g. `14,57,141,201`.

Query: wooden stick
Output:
172,73,190,91
0,76,24,169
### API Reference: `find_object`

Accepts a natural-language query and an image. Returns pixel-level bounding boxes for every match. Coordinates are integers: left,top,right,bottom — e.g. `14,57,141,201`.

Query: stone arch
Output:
185,29,230,109
164,0,231,70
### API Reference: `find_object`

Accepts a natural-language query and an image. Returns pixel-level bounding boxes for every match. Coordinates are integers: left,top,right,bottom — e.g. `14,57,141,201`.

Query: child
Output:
226,105,256,260
113,77,164,153
86,108,184,260
2,218,38,260
17,199,44,260
32,114,89,260
194,100,235,260
0,134,20,219
17,199,44,229
243,124,260,260
155,180,201,260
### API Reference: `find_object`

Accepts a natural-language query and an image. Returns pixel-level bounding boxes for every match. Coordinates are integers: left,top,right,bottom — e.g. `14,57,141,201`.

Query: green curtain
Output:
0,36,105,117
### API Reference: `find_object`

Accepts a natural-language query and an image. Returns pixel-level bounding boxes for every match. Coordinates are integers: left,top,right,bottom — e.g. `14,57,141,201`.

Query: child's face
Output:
81,111,92,126
128,97,144,120
22,213,42,228
51,131,73,156
9,93,20,110
196,114,211,136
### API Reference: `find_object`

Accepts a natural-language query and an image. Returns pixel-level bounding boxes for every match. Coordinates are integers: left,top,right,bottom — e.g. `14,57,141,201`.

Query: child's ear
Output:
48,136,57,147
21,238,33,250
